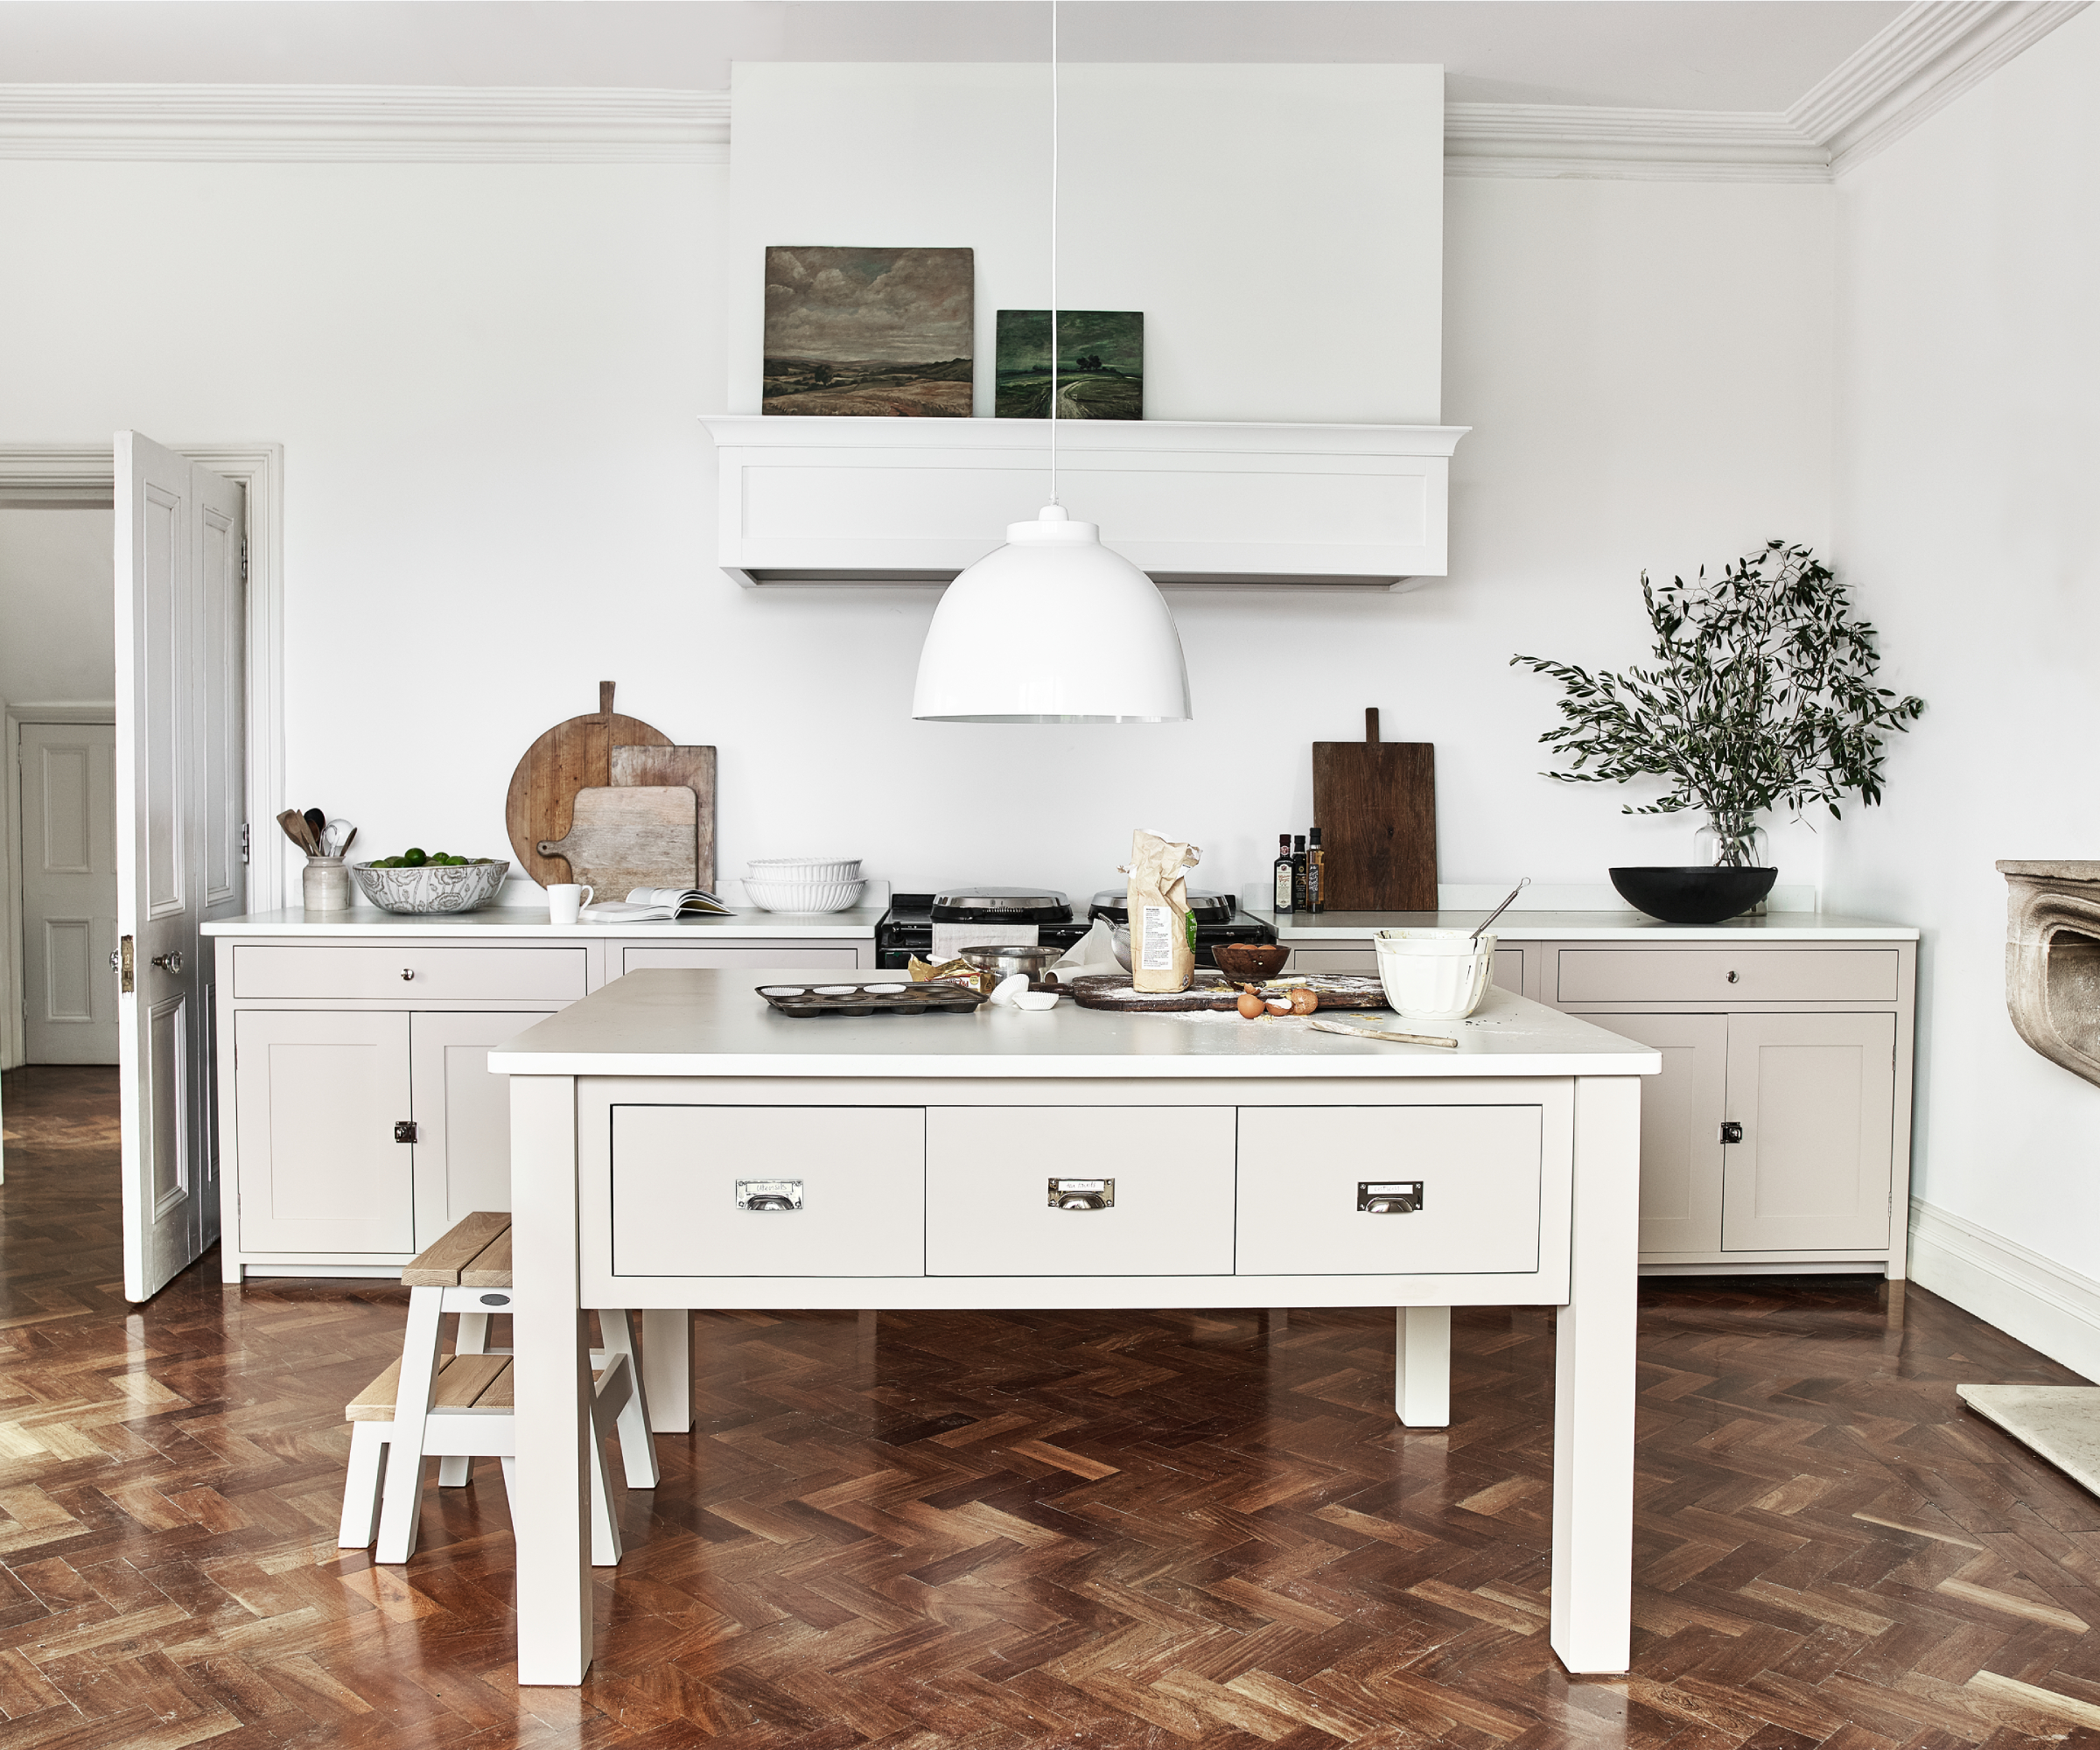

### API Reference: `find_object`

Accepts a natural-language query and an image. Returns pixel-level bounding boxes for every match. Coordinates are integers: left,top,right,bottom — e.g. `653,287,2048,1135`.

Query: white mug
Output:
547,883,594,926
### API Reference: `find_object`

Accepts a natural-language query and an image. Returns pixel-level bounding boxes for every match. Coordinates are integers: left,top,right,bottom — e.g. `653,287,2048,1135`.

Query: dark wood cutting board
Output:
1312,708,1437,911
505,682,671,889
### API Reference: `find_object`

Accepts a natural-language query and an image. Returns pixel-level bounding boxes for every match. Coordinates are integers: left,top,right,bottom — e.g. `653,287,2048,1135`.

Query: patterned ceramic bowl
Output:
351,858,510,914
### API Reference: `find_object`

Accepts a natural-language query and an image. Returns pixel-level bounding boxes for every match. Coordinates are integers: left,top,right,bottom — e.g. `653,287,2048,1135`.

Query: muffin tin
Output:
756,981,989,1018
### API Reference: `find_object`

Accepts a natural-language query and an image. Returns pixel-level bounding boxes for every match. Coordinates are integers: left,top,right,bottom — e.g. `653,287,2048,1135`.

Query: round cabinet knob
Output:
150,950,183,973
1726,970,1740,984
401,968,416,981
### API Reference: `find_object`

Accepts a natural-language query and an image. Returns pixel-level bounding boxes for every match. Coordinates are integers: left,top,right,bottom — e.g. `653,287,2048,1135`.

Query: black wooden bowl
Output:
1608,865,1778,926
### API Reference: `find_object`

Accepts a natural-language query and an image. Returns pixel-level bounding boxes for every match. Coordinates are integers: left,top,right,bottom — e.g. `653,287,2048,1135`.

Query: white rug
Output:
1958,1384,2100,1494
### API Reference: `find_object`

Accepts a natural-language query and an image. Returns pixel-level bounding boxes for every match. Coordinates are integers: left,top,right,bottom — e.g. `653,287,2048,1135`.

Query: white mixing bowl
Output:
1373,928,1496,1019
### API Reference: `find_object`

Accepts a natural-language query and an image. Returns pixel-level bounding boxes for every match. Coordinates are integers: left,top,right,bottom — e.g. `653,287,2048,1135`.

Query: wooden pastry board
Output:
536,786,696,896
1312,707,1437,911
1069,974,1388,1012
610,745,718,889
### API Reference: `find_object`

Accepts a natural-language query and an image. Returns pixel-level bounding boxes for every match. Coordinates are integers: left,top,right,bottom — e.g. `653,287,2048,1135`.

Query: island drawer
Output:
608,1105,924,1277
1236,1106,1543,1275
1554,948,1898,1004
925,1108,1235,1276
232,944,588,1002
620,946,861,974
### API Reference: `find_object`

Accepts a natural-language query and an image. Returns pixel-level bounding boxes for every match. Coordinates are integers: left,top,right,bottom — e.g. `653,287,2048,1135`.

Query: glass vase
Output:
1693,822,1771,915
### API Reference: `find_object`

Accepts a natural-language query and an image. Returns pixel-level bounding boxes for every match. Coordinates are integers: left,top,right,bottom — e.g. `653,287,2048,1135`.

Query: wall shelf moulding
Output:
698,416,1469,592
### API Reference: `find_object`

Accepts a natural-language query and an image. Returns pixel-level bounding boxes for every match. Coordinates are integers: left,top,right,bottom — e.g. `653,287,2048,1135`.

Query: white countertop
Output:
1257,908,1920,942
486,971,1661,1081
201,906,886,939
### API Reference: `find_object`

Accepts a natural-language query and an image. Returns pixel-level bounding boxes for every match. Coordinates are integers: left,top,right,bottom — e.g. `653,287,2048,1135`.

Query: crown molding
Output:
0,84,730,163
1446,0,2088,183
0,6,2083,178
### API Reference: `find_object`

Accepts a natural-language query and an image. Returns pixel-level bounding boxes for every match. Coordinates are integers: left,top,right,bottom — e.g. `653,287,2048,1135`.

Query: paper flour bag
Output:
1125,830,1201,993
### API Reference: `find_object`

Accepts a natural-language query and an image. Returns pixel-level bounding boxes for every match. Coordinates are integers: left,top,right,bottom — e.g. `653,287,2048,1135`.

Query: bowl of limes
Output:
351,849,510,914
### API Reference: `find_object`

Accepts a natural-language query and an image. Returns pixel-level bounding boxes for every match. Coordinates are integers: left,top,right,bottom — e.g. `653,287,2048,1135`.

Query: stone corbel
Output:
2000,861,2100,1088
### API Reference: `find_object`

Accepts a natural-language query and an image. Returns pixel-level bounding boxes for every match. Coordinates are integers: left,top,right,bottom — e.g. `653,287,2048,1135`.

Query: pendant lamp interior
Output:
909,0,1192,724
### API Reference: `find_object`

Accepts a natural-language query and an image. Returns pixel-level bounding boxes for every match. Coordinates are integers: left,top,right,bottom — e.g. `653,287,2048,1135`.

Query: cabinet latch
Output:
394,1121,418,1144
1718,1121,1744,1144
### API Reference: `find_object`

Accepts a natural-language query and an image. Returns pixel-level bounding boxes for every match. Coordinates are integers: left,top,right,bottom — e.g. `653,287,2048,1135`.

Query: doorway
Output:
0,504,119,1069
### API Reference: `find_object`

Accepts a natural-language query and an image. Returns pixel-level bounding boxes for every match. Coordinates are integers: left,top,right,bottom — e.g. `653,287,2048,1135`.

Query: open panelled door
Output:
116,432,246,1301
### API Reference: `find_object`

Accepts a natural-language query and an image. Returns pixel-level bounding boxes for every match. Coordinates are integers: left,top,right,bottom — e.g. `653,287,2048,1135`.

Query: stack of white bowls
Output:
1373,928,1497,1019
742,857,864,914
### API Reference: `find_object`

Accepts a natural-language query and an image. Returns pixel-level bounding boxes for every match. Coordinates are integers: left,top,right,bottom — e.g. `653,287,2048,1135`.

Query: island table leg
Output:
509,1073,594,1685
1550,1074,1641,1676
1395,1306,1451,1427
640,1309,693,1432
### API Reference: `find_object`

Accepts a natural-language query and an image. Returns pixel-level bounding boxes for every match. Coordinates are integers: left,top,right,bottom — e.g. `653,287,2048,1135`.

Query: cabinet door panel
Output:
1598,1013,1728,1254
234,1011,411,1251
1722,1013,1896,1250
410,1011,556,1244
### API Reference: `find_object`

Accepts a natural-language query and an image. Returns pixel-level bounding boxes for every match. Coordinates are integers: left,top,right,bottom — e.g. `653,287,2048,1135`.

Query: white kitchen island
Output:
488,971,1659,1687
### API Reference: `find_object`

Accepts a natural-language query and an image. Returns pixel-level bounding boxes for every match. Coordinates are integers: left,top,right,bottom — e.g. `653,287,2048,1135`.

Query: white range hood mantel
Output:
699,416,1469,592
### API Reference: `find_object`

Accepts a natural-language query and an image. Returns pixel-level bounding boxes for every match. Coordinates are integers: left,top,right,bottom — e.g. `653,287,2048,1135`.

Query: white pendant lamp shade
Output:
911,507,1192,723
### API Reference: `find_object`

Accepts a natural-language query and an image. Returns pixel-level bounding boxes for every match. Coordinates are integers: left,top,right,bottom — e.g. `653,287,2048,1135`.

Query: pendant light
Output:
910,0,1192,724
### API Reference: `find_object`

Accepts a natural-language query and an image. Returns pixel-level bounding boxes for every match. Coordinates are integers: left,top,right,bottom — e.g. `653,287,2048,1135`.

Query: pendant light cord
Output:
1048,0,1060,508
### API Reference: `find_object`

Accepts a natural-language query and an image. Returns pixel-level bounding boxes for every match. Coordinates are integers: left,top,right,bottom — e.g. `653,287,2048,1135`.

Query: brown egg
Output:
1265,996,1293,1015
1236,989,1266,1019
1288,989,1320,1015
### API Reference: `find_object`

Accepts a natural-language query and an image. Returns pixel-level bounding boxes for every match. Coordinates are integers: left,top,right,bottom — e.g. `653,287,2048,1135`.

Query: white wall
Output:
730,63,1445,423
0,109,1834,913
1825,11,2100,1326
0,508,116,704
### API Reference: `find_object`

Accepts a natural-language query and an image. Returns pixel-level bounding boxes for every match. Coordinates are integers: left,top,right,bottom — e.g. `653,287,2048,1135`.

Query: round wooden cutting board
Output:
505,682,671,889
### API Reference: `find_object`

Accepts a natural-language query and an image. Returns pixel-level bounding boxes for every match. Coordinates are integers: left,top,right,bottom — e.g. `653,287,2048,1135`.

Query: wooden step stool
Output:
338,1211,660,1565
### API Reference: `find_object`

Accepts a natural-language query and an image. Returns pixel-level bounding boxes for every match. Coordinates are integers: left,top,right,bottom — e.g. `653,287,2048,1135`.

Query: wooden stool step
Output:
347,1354,513,1422
402,1210,514,1288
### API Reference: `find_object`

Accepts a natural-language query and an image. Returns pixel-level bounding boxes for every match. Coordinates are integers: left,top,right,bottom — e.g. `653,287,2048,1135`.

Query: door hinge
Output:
240,821,250,865
240,542,249,581
113,935,134,993
394,1121,418,1144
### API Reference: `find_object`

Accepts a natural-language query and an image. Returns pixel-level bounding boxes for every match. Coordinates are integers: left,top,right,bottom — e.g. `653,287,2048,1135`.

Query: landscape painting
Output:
763,246,974,416
995,310,1143,419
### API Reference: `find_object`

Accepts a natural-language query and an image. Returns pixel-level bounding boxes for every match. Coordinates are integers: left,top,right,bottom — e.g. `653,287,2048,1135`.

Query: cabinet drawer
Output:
621,946,860,974
1291,946,1524,995
610,1106,924,1277
1556,948,1898,1004
232,944,587,1002
1236,1106,1543,1274
926,1108,1236,1276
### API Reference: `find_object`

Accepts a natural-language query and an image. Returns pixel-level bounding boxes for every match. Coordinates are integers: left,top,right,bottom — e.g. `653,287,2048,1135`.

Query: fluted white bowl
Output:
742,878,865,914
747,857,862,883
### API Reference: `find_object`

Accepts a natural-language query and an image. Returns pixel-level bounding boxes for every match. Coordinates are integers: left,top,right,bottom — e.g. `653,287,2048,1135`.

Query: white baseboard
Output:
1910,1199,2100,1382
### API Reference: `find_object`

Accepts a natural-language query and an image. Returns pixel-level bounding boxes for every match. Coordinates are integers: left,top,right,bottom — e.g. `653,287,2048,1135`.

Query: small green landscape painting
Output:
995,310,1143,419
763,246,974,416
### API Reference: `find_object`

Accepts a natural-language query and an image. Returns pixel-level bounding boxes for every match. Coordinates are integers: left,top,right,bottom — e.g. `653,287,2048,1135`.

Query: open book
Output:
578,886,733,921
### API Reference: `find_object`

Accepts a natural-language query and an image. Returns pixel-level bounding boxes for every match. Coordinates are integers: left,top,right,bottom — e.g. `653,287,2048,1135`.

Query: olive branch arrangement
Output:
1511,542,1925,865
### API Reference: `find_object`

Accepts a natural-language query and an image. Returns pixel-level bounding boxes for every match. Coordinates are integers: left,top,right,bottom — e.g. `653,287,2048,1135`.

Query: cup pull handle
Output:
1048,1177,1114,1211
1358,1180,1424,1214
737,1179,803,1211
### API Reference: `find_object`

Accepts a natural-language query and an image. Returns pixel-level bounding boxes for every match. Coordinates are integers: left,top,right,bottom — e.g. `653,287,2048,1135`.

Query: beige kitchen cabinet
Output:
1720,1012,1897,1252
207,909,880,1278
410,1011,559,1240
1600,1013,1729,1254
234,1011,415,1255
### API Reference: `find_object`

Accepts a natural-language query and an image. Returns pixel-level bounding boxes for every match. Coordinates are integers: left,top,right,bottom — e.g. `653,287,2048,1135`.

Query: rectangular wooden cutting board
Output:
536,786,697,897
611,745,717,889
1312,708,1437,911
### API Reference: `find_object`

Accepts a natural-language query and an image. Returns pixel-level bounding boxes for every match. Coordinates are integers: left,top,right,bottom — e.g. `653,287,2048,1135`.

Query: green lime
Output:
402,848,427,867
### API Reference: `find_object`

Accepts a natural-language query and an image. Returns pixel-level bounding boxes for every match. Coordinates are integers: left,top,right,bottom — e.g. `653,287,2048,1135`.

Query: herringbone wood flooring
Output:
4,1068,2100,1747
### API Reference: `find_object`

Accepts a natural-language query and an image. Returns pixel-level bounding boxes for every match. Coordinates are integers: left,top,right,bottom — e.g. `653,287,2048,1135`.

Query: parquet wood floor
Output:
5,1068,2100,1748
